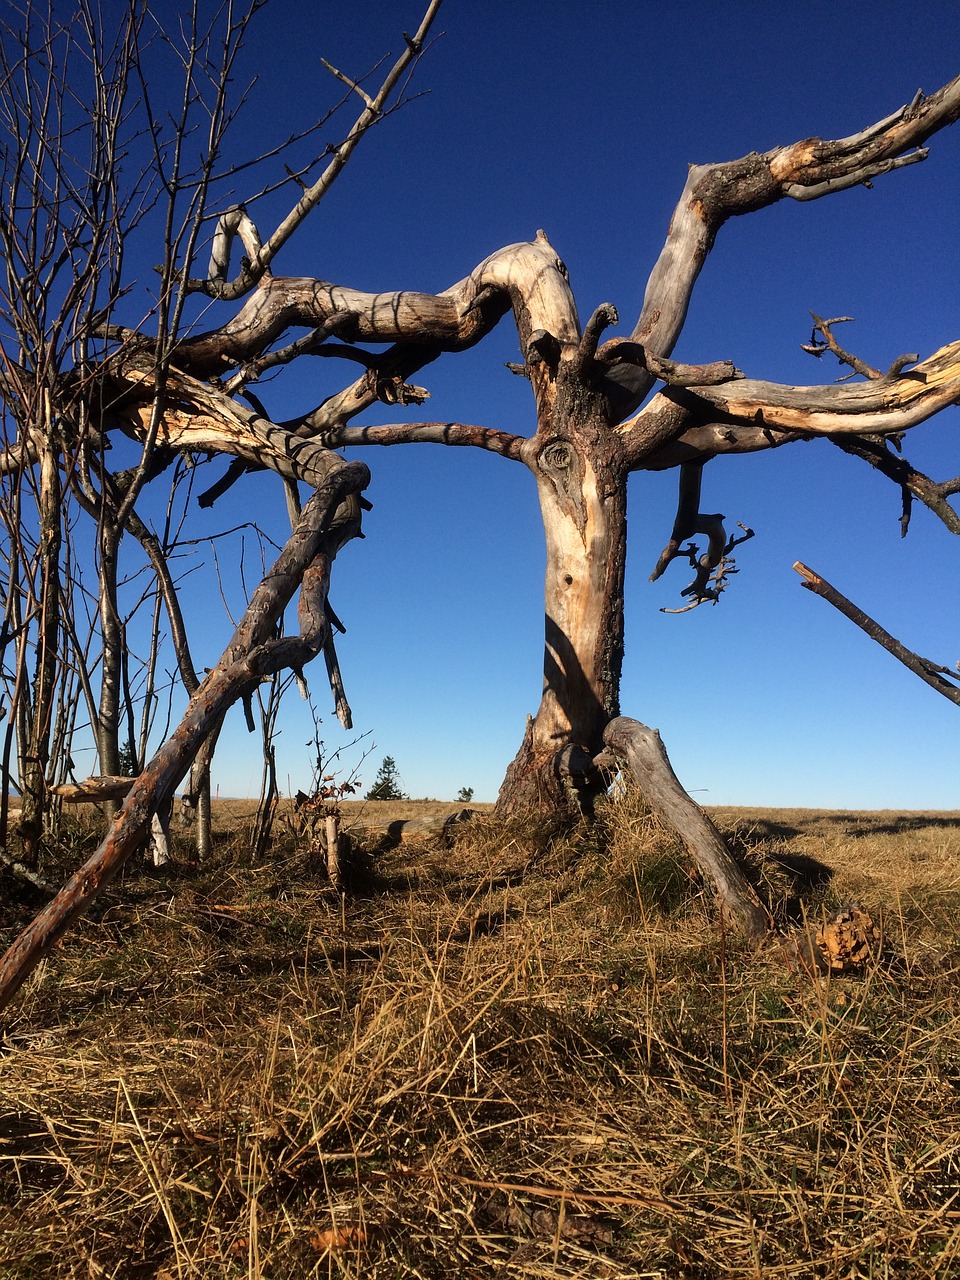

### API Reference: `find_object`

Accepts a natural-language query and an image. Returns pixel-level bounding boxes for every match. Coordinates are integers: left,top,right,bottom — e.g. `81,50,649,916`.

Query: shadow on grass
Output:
821,813,960,837
718,824,835,923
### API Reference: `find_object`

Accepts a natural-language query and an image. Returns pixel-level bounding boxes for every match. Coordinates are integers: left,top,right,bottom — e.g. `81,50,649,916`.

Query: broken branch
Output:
794,561,960,706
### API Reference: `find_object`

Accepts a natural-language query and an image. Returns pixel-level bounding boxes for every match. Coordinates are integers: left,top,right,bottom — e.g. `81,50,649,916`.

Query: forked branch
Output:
623,75,960,414
192,0,444,302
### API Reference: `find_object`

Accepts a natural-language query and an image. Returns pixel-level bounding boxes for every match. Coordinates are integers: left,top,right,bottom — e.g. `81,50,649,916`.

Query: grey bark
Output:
603,717,771,942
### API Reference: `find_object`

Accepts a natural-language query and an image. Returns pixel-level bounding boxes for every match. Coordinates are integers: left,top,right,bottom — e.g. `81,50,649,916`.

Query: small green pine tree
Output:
456,786,474,803
365,756,406,800
118,738,138,777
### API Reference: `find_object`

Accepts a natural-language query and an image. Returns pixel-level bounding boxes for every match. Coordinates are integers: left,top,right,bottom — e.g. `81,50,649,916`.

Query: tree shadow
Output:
721,823,835,923
820,814,960,838
716,817,806,843
542,614,608,747
754,851,836,925
765,850,834,892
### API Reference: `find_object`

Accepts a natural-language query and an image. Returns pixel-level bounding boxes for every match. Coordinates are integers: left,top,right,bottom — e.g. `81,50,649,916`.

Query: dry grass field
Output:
0,794,958,1277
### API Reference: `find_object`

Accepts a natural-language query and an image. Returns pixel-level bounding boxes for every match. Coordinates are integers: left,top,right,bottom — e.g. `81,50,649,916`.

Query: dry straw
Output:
1,794,958,1276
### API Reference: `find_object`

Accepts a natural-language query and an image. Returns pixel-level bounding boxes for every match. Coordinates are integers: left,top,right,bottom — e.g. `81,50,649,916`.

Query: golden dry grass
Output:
214,797,495,826
0,794,958,1277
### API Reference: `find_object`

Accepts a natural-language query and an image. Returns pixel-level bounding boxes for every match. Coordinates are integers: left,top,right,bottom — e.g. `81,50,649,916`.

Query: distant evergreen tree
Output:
118,738,138,777
456,786,474,803
365,756,406,800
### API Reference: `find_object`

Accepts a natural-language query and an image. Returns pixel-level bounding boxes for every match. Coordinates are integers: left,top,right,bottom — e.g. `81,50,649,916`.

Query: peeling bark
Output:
499,457,626,809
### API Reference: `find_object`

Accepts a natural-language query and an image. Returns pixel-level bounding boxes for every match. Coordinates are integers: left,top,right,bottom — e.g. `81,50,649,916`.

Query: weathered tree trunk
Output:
150,801,171,868
96,519,123,818
497,357,627,815
603,717,771,941
181,732,217,861
497,448,625,811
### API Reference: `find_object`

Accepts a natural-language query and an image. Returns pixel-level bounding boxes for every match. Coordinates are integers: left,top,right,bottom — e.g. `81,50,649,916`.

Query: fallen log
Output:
366,809,474,844
603,717,771,942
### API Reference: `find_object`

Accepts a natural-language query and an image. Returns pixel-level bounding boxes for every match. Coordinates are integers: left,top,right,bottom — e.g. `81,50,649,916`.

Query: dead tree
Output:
151,75,960,818
2,0,960,1002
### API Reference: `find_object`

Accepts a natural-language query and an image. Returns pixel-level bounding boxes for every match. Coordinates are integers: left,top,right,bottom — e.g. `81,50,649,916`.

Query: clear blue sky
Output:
126,1,960,807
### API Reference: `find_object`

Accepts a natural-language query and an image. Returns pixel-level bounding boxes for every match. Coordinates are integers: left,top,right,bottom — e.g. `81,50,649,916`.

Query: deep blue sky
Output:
130,1,960,806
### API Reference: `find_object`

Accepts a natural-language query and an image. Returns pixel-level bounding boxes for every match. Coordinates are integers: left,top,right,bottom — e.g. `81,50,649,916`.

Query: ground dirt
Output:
0,796,958,1277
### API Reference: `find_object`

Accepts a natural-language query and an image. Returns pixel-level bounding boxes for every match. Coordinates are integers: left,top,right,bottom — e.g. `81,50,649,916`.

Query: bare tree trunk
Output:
497,390,626,815
325,813,342,888
17,437,61,864
0,539,25,849
251,748,278,860
176,742,215,862
195,766,213,862
180,733,217,861
96,519,123,815
149,802,171,868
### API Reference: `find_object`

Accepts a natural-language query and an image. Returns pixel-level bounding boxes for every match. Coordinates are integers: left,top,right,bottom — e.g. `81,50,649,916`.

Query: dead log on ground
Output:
603,717,771,942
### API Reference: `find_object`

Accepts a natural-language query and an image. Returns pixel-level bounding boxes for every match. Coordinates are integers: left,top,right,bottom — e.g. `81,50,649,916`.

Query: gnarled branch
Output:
620,75,960,416
333,420,526,458
650,460,754,610
176,233,579,386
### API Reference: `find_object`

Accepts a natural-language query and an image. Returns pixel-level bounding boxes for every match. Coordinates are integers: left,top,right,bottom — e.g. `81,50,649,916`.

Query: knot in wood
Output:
527,329,561,370
542,440,573,472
